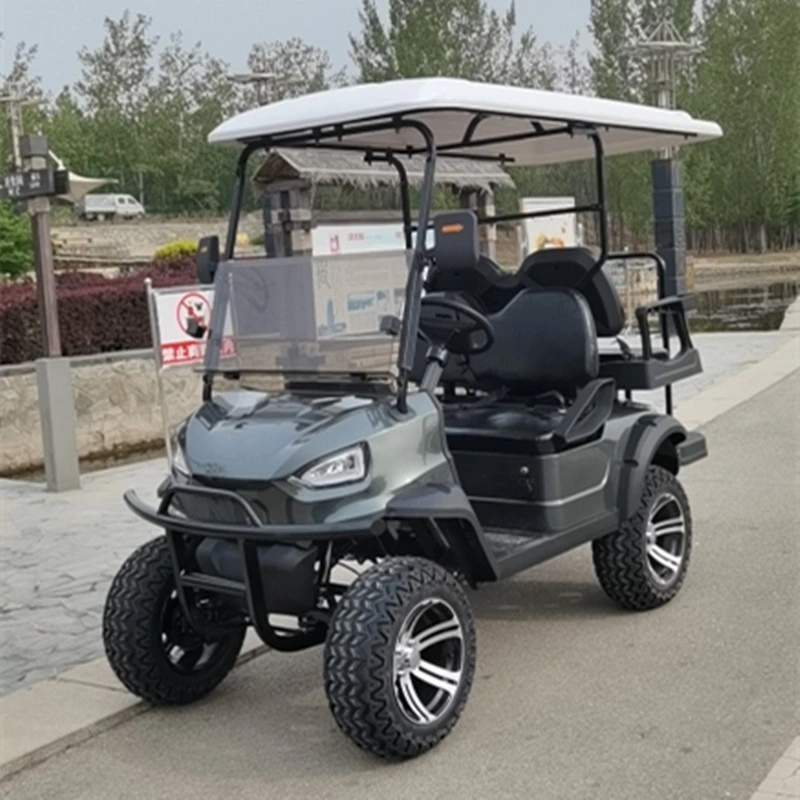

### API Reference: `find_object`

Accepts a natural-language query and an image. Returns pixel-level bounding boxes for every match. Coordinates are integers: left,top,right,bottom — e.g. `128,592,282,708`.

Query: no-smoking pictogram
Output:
176,292,211,339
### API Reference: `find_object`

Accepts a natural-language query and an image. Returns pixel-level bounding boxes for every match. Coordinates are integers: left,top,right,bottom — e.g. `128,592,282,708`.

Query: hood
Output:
181,389,396,482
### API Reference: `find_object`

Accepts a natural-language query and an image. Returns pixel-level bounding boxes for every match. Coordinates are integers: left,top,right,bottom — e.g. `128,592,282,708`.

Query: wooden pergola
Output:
252,147,515,259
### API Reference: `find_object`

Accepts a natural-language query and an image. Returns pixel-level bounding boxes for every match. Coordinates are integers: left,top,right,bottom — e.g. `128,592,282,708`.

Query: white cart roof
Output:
209,78,722,166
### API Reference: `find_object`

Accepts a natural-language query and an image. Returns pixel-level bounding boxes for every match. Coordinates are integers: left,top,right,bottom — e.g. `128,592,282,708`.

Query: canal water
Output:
690,279,798,332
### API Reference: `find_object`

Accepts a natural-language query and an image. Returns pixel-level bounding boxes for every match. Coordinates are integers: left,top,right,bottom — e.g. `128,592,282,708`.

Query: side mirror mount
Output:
379,315,402,337
196,235,219,284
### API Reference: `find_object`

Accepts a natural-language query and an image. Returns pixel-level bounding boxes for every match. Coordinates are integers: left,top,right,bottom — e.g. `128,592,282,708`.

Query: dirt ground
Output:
51,216,799,290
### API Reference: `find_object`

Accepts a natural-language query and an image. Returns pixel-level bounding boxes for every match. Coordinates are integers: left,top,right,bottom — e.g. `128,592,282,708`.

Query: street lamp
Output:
227,71,304,106
625,18,703,297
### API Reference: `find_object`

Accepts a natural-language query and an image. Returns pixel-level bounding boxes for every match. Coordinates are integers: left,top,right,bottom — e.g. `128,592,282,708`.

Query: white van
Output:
77,193,145,221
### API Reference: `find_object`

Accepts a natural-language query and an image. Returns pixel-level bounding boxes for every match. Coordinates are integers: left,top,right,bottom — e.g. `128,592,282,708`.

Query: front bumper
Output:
124,482,381,542
124,481,382,652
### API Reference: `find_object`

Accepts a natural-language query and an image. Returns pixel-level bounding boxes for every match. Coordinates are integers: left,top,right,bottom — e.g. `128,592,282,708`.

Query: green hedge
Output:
153,239,198,261
0,257,197,365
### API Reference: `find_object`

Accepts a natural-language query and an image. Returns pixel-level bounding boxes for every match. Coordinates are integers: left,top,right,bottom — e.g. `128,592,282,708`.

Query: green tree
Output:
245,38,346,105
350,0,558,87
145,34,239,211
684,0,800,250
0,201,33,277
45,89,93,174
75,12,158,204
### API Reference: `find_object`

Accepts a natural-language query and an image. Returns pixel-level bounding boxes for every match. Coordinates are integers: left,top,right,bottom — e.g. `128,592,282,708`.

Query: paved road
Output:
1,330,792,696
2,370,797,800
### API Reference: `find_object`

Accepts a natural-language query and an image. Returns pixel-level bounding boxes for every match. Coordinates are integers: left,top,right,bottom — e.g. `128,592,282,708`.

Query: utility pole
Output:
627,19,702,298
1,93,25,169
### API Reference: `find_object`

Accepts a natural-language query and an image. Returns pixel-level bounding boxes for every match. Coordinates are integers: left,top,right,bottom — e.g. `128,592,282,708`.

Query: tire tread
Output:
324,556,475,759
592,466,692,611
103,537,244,705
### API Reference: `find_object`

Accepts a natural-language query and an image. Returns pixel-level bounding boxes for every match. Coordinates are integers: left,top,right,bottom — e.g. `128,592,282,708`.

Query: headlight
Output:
297,445,367,489
171,444,190,476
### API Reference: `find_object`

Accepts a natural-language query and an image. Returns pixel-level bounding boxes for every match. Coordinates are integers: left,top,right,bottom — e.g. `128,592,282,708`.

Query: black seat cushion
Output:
443,402,566,455
520,247,625,336
445,404,563,437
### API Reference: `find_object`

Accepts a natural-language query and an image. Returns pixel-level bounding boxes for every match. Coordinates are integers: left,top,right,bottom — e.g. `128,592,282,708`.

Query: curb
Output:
749,738,800,800
673,295,799,431
0,632,268,782
1,302,797,784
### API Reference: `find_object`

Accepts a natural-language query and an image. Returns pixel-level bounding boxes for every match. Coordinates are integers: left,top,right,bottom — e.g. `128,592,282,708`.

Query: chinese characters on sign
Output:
159,337,236,366
0,168,58,200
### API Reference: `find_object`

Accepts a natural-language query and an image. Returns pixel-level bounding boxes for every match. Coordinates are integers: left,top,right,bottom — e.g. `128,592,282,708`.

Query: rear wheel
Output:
592,466,692,611
324,556,476,759
103,537,245,704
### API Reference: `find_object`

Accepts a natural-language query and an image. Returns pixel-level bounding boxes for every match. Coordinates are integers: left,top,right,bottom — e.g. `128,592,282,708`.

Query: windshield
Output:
203,251,410,379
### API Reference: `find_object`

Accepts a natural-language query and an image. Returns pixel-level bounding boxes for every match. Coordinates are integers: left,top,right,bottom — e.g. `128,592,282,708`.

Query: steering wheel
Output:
418,293,495,355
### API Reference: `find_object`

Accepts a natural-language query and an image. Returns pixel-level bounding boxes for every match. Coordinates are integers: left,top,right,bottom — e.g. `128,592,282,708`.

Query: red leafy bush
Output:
0,257,197,365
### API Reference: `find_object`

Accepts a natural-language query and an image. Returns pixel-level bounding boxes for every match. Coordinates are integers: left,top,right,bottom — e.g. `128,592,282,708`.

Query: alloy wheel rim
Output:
160,590,221,675
644,492,687,586
392,598,465,725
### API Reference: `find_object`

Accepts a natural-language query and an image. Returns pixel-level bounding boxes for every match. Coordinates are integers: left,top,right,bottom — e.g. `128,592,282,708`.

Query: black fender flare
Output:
383,482,498,584
617,414,687,521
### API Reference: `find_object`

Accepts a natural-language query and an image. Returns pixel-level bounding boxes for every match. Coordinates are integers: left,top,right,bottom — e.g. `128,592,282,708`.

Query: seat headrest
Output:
433,211,479,273
520,247,625,337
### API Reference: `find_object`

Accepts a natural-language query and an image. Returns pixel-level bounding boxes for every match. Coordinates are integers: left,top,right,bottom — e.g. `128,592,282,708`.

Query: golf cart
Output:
104,78,722,759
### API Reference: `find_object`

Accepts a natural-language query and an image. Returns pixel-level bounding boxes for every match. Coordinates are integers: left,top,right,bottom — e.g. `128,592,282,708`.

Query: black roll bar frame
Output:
209,114,630,411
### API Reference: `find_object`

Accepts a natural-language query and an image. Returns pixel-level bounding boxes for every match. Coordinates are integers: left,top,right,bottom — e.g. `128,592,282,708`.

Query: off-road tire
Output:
103,536,245,704
593,466,692,611
324,556,476,759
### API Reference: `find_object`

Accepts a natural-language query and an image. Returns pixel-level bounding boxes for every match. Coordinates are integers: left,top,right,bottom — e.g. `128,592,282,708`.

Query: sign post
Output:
145,281,235,463
7,134,80,491
20,136,65,357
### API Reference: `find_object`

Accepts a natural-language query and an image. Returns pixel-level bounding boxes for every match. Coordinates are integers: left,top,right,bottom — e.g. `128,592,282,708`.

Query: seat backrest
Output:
413,287,599,397
428,210,520,313
519,247,625,336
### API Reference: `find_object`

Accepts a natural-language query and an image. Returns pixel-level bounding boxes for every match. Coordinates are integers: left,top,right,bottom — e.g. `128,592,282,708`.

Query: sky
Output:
0,0,591,94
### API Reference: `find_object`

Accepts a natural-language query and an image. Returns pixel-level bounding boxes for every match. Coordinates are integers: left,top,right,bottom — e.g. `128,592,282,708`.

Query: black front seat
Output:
442,287,607,454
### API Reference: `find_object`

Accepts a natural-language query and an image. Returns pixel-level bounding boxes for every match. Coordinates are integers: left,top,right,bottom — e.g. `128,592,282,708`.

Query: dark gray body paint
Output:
173,387,690,582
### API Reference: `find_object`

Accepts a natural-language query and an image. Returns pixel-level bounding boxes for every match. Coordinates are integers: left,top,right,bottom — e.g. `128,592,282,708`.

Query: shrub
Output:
153,239,198,261
55,270,109,288
0,201,34,278
0,256,197,365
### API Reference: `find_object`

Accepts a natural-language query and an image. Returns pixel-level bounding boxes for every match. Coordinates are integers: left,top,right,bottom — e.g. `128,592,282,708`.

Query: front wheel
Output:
103,537,245,704
593,466,692,611
324,557,476,759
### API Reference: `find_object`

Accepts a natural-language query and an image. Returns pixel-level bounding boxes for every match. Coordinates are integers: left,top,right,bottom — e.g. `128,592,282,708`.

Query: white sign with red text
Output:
152,286,234,369
312,223,434,256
